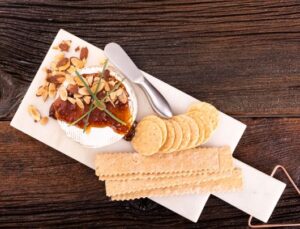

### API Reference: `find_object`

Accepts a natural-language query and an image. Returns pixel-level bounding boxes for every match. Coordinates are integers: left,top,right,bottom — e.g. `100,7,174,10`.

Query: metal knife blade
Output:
104,42,173,118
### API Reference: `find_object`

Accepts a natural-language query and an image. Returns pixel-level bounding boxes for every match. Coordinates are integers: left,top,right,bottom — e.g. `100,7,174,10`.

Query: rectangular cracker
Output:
95,146,230,176
110,169,243,201
106,169,236,196
100,171,214,181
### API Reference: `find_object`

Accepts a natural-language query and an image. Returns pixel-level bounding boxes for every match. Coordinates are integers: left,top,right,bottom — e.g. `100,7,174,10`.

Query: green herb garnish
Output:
70,67,127,128
83,60,108,132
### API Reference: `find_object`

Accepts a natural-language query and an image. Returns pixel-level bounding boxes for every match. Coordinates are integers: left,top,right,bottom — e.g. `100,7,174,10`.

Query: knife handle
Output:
138,77,173,118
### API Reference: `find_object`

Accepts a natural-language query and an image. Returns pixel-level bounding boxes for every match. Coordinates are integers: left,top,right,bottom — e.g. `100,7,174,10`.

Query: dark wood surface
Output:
0,0,299,228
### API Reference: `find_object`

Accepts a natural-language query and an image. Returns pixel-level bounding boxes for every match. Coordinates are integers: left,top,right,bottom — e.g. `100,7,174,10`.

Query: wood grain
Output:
1,1,300,119
0,0,300,228
0,119,299,228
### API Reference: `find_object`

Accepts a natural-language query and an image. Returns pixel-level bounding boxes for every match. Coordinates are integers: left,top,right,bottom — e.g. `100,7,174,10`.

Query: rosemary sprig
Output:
69,80,123,127
74,70,127,126
83,60,108,132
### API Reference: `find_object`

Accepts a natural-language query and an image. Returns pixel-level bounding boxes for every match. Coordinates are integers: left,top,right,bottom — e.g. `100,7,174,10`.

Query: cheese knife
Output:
104,42,173,118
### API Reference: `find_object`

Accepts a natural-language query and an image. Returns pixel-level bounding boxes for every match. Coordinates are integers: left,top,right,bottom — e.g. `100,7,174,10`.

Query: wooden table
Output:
0,1,299,228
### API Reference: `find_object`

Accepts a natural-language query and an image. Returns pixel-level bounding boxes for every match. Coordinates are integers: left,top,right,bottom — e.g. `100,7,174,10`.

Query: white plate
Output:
58,65,138,148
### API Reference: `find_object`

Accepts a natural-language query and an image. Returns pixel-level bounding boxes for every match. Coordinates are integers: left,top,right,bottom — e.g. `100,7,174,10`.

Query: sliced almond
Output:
43,81,50,87
70,57,85,69
86,75,94,86
80,47,88,60
74,76,87,87
104,82,110,91
36,85,45,97
28,105,41,122
59,87,68,101
110,91,117,101
56,58,70,71
118,91,128,104
47,74,65,84
67,65,76,74
108,80,116,87
78,87,90,96
48,83,56,98
115,88,123,96
54,53,65,62
74,93,83,98
65,74,76,85
67,97,76,104
39,117,49,125
83,96,91,104
76,98,84,109
58,40,71,52
42,87,48,101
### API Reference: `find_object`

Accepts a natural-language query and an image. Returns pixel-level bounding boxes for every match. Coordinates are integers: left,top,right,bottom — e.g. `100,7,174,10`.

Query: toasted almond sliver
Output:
39,117,49,126
59,87,68,101
109,80,116,87
86,76,94,86
78,87,90,96
115,88,123,96
65,74,76,84
36,85,44,97
67,65,76,74
67,97,76,104
48,83,56,98
76,98,84,109
56,58,70,71
28,105,41,122
104,82,110,91
74,76,87,87
42,87,48,101
74,93,83,98
110,92,117,101
83,96,91,104
54,53,65,62
118,91,128,104
70,57,85,69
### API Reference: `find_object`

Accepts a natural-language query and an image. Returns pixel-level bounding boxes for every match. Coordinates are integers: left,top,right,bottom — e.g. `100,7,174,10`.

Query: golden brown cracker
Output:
168,119,183,152
187,102,219,130
142,115,167,145
186,112,205,146
105,170,234,196
110,169,243,200
181,114,199,149
95,146,225,176
172,115,191,150
188,111,213,143
131,120,162,156
159,120,175,153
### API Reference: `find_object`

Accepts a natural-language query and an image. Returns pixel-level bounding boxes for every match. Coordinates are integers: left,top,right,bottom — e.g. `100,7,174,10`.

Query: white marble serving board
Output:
11,29,285,223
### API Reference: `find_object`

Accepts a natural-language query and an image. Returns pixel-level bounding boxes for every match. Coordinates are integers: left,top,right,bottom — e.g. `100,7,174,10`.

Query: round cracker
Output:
131,120,162,156
187,102,219,130
186,112,205,146
168,119,183,152
172,115,191,150
159,120,175,153
142,115,167,146
188,111,213,143
181,114,199,149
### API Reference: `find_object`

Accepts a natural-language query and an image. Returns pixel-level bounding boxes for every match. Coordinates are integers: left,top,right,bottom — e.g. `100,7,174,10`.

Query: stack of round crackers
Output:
132,102,219,156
